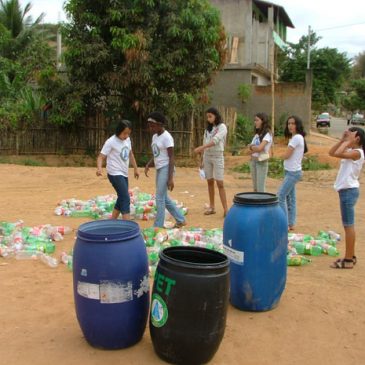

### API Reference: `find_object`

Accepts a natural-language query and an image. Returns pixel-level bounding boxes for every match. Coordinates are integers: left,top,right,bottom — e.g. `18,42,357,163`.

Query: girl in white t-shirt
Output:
248,112,273,192
144,111,186,228
96,119,139,220
277,115,308,231
329,127,365,269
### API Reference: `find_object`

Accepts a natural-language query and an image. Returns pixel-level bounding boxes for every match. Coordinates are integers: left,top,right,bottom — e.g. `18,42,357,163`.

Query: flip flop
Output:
204,208,216,215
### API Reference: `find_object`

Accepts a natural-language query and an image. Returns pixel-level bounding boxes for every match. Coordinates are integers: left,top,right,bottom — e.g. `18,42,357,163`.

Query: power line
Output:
316,22,365,32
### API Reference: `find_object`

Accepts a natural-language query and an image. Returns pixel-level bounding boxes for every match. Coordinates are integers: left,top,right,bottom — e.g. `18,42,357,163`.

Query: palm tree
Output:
0,0,44,58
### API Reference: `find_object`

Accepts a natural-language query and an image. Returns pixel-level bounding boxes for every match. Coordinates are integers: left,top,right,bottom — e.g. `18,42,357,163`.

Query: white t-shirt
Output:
251,132,273,158
284,134,305,172
100,135,131,177
334,148,364,191
152,130,174,170
203,123,227,154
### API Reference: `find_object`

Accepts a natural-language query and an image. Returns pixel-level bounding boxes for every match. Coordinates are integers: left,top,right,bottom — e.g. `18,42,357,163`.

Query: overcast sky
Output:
20,0,365,58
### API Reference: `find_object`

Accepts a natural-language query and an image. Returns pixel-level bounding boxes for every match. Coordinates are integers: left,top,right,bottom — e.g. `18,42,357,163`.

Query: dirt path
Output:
1,133,365,365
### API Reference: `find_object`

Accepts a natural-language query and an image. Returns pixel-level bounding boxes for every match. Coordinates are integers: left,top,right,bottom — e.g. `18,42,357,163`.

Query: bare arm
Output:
144,157,154,177
281,146,294,160
329,131,361,160
249,140,269,154
96,153,106,176
129,150,139,179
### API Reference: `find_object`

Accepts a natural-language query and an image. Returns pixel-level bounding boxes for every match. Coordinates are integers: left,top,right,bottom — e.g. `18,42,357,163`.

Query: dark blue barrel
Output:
150,246,229,365
73,220,149,349
223,192,287,311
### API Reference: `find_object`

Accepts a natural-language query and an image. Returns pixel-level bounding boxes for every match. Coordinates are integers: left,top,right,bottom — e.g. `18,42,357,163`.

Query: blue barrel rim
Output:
76,219,141,243
233,192,278,205
160,246,229,270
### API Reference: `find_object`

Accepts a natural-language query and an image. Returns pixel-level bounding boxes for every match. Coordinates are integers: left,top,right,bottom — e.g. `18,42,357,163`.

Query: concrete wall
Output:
244,83,311,132
210,0,252,67
209,69,252,110
211,0,271,69
209,72,312,132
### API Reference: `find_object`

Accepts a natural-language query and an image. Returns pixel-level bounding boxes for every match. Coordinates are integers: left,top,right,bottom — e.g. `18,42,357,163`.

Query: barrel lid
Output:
233,192,278,205
77,219,140,242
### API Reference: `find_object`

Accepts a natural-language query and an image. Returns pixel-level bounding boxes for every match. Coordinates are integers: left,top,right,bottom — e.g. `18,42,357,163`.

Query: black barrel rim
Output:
233,192,278,205
77,219,141,242
160,246,229,270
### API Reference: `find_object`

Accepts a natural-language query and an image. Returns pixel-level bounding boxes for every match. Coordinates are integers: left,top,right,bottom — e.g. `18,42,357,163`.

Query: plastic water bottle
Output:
60,252,73,271
317,242,339,257
39,253,58,268
287,255,311,266
328,230,341,241
15,250,38,260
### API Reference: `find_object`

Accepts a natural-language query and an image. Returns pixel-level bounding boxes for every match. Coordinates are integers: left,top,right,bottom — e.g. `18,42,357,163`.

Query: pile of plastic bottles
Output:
287,230,341,266
142,227,223,276
0,220,72,268
54,187,188,222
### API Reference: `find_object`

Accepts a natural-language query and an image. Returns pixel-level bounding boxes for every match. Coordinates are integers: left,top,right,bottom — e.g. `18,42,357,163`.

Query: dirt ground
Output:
1,132,365,365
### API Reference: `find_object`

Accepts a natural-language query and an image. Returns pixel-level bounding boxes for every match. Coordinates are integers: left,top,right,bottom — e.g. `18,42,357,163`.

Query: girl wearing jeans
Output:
96,119,139,220
329,127,365,269
248,112,273,192
277,115,308,231
144,111,186,228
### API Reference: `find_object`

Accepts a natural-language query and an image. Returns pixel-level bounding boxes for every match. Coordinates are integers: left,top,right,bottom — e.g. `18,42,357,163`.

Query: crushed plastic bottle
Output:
39,253,58,268
15,250,38,260
60,251,73,271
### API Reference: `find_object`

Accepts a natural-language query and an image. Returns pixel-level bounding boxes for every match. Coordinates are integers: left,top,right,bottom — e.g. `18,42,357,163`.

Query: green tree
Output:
352,51,365,79
0,0,44,59
279,32,351,110
62,0,226,122
343,79,365,112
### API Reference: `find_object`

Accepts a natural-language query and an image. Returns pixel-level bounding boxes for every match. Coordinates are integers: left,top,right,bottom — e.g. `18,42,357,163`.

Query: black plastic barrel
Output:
73,220,149,349
223,192,288,311
149,246,229,365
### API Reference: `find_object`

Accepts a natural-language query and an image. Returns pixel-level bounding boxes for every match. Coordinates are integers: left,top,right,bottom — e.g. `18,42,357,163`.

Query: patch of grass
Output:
302,155,331,171
0,157,11,164
232,155,332,179
21,159,47,166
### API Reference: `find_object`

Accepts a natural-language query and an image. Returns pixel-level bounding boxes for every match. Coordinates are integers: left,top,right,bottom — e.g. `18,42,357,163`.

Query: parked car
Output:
316,112,331,128
350,113,365,126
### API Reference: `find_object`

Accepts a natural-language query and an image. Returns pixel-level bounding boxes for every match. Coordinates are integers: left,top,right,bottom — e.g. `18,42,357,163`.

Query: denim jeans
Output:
154,165,185,227
107,174,130,214
277,170,302,227
339,188,359,226
250,159,269,192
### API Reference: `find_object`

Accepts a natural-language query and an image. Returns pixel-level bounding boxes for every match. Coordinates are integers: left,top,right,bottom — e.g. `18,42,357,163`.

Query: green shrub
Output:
232,155,331,179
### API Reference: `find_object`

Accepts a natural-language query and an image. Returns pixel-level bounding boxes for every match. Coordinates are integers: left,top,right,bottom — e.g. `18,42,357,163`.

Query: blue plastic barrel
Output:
223,192,287,311
73,220,149,349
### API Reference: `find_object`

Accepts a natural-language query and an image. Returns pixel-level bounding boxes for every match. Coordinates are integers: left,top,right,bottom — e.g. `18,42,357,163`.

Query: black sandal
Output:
330,258,354,269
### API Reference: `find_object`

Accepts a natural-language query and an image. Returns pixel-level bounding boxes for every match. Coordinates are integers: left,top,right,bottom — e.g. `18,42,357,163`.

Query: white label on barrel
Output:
77,281,100,300
99,281,133,304
223,245,244,265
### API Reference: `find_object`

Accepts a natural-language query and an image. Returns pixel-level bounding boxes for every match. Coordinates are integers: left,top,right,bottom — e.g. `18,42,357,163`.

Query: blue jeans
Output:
339,188,359,227
250,159,269,192
107,174,130,214
154,165,185,228
277,170,302,227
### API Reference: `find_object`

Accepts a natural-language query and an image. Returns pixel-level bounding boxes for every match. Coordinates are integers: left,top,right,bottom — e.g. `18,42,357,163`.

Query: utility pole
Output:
56,12,62,70
307,25,311,69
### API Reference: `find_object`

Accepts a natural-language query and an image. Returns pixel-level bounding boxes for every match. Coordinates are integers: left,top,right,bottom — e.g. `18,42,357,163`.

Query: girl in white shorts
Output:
194,107,228,217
